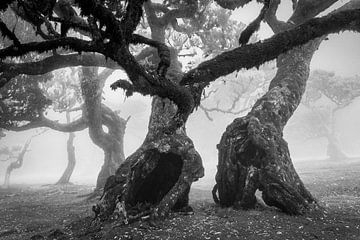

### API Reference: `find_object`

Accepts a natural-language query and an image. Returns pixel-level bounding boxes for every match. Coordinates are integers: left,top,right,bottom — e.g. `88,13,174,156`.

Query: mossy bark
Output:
96,96,204,220
80,68,127,191
95,39,204,220
214,39,323,215
94,10,205,219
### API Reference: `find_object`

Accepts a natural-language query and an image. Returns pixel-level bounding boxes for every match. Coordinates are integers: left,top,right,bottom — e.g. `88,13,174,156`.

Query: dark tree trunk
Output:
56,111,76,185
93,8,205,219
80,68,127,191
94,105,127,190
95,96,204,220
214,39,323,215
95,23,204,219
3,140,31,188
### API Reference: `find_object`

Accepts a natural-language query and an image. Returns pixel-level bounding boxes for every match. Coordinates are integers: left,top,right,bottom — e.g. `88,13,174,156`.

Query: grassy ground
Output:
0,158,360,239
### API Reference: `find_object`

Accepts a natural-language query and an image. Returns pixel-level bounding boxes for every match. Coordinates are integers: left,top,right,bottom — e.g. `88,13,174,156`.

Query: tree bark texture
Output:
56,111,76,185
95,97,204,220
214,38,324,215
95,26,204,219
80,67,127,190
211,0,360,215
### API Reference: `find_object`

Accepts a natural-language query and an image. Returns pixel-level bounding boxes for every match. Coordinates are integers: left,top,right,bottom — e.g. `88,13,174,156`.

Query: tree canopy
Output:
1,0,360,223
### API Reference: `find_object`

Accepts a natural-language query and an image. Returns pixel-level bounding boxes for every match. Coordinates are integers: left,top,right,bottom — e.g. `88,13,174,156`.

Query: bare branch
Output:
0,19,20,45
239,0,270,46
131,34,170,76
199,103,250,121
0,37,104,60
0,53,119,77
264,0,290,33
290,0,340,24
214,0,252,10
1,114,87,133
181,8,360,86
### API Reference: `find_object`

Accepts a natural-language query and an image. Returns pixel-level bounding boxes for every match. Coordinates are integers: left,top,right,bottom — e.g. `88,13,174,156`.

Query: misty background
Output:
1,0,360,189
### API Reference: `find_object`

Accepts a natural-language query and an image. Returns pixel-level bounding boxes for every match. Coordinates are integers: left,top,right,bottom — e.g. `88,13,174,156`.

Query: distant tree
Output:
288,70,360,160
41,68,82,184
1,0,359,220
1,129,47,188
170,6,274,121
79,67,130,193
0,67,130,191
198,66,274,121
56,112,76,184
0,9,129,191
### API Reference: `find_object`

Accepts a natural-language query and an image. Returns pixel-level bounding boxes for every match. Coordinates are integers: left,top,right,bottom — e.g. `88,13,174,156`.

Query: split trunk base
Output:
214,116,317,215
95,98,204,221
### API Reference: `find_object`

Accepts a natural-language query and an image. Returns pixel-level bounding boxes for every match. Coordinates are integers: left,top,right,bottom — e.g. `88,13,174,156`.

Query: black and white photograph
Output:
0,0,360,239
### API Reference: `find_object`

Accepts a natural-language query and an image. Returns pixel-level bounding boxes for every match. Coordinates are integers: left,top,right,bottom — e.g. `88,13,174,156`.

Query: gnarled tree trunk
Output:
95,22,204,219
56,111,76,185
80,67,127,191
211,0,358,215
95,96,204,220
95,105,127,190
94,5,205,219
214,39,323,215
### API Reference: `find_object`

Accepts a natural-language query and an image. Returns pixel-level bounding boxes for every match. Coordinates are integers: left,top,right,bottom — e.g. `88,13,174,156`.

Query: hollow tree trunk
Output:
56,111,76,184
214,39,323,215
80,67,126,191
95,96,204,220
95,20,204,220
3,140,31,188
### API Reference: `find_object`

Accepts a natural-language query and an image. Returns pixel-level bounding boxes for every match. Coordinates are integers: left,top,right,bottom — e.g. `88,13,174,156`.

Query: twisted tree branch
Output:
181,8,360,86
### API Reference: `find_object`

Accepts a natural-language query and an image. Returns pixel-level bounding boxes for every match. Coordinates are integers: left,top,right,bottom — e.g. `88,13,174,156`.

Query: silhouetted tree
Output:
80,67,129,193
0,0,359,220
56,111,77,184
0,10,128,190
213,0,360,215
42,68,82,184
288,70,360,161
1,129,47,188
0,67,129,191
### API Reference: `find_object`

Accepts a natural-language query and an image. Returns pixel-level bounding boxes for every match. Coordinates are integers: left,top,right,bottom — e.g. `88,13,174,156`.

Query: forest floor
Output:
0,158,360,240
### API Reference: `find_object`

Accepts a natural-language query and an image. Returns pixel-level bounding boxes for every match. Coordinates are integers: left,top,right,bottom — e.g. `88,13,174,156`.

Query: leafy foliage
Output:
41,68,82,112
287,70,360,141
0,74,52,128
179,4,246,57
1,8,43,46
0,0,15,12
305,70,360,107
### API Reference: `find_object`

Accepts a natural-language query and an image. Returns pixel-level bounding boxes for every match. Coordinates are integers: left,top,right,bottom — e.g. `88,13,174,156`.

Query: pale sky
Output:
232,0,360,77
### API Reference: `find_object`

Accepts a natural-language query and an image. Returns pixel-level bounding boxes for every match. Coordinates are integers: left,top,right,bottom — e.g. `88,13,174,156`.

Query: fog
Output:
1,2,360,191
